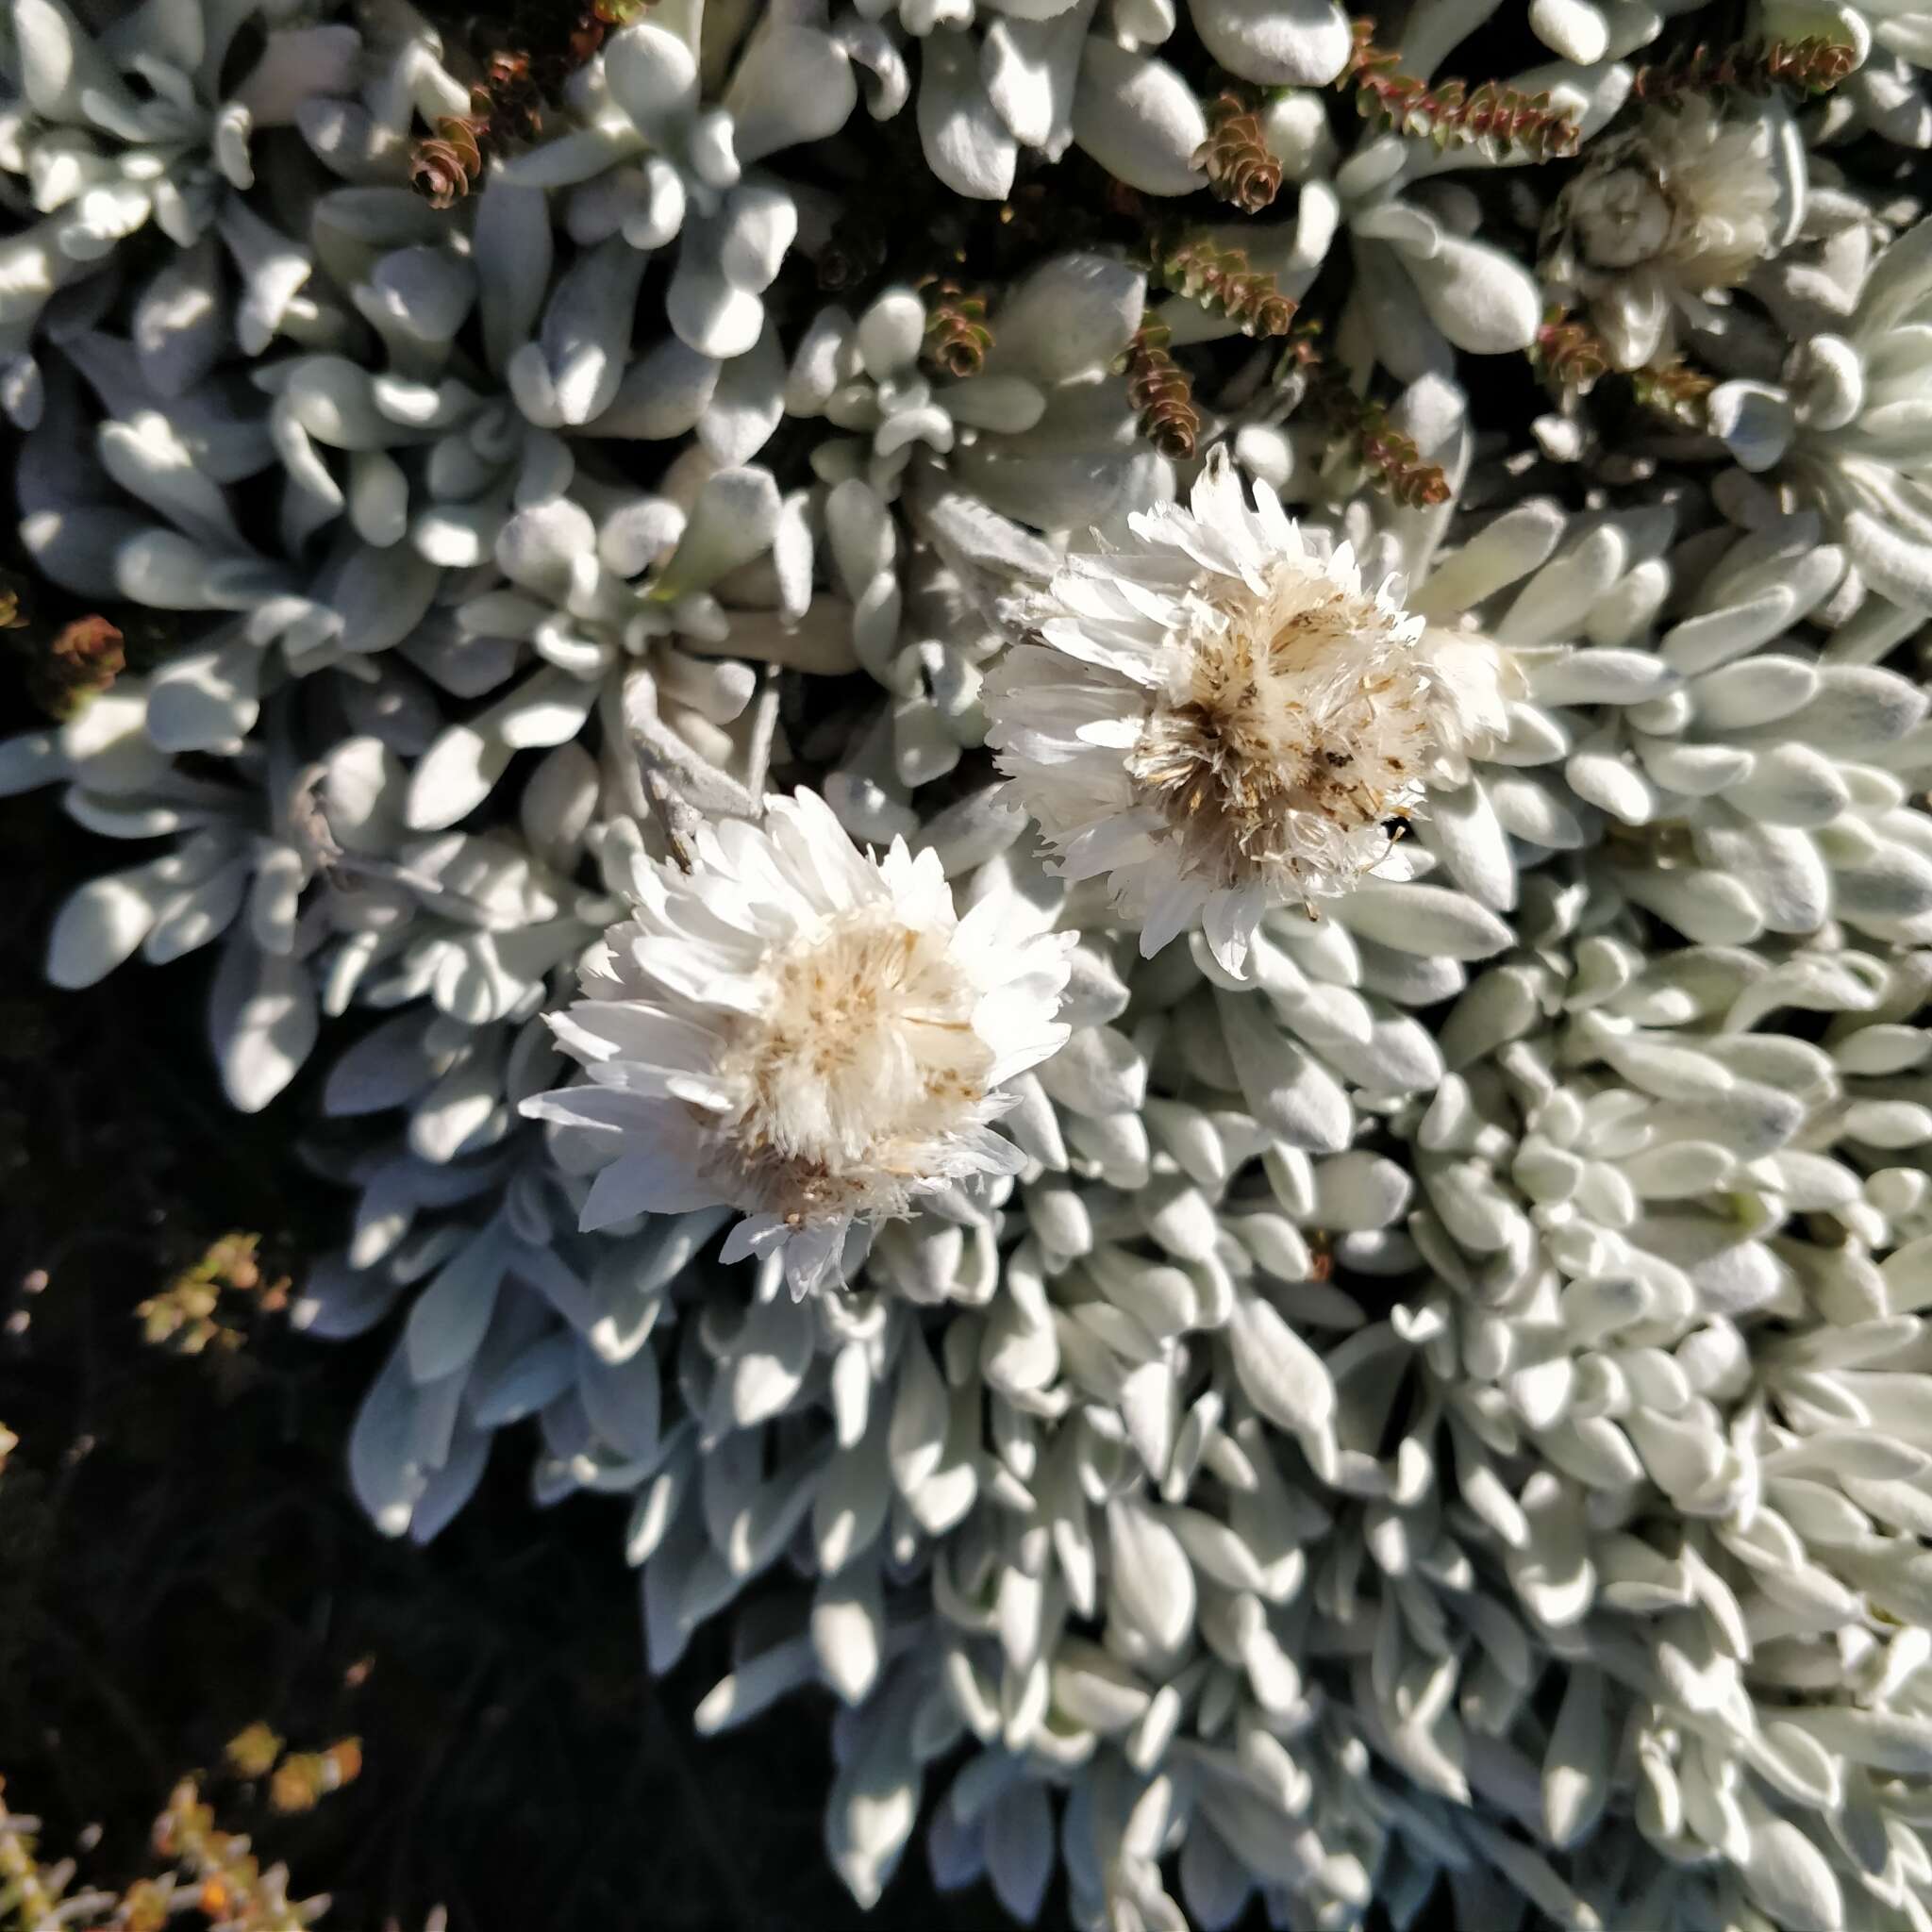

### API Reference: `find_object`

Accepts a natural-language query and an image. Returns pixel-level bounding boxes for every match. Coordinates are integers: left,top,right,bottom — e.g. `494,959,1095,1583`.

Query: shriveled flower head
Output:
986,448,1490,978
1541,96,1789,368
524,791,1073,1295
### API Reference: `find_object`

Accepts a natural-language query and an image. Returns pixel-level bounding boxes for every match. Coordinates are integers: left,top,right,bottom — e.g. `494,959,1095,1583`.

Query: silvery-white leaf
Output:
407,724,513,832
1420,778,1515,909
1843,510,1932,615
1526,649,1677,708
405,1227,506,1382
1708,380,1798,473
144,858,248,967
1227,1289,1335,1434
473,178,553,377
1696,656,1820,732
18,0,134,122
1528,0,1607,61
856,288,924,379
887,1326,948,1496
407,1426,490,1546
1692,821,1829,935
1311,1151,1412,1231
834,15,910,120
1070,42,1208,196
981,8,1090,156
984,1779,1054,1924
509,240,643,427
1411,501,1566,620
47,864,164,989
657,465,783,596
991,250,1146,382
724,1290,813,1425
724,25,858,161
1340,881,1514,960
408,1047,508,1163
1106,1496,1196,1657
1740,1816,1844,1932
594,336,721,441
234,25,360,123
325,1012,438,1116
918,29,1019,200
1188,0,1351,84
697,319,786,465
825,1676,923,1908
1542,1664,1608,1847
1034,1022,1145,1117
349,1343,428,1538
1774,666,1927,755
604,22,701,142
812,1556,884,1706
209,933,318,1113
579,1341,662,1462
1401,236,1541,354
133,236,225,399
1779,1706,1932,1774
327,541,441,657
1217,991,1351,1150
471,1333,575,1425
1179,1820,1254,1932
0,732,66,800
98,412,243,554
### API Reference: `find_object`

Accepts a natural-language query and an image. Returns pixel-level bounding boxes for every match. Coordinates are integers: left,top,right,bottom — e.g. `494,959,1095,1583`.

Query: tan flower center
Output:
1577,165,1676,269
710,912,989,1221
1124,575,1431,899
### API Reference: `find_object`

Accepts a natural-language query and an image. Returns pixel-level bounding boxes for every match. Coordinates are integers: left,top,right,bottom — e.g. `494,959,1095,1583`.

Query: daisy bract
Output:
1540,94,1794,369
524,790,1073,1295
987,447,1499,978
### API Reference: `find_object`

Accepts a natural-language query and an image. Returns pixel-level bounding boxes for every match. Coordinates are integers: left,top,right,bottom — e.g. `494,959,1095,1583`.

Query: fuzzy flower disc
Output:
524,790,1074,1295
987,449,1490,977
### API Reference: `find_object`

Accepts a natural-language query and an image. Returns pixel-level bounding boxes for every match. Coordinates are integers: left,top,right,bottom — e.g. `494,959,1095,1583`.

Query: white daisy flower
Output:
1541,95,1793,369
522,790,1074,1296
985,447,1497,979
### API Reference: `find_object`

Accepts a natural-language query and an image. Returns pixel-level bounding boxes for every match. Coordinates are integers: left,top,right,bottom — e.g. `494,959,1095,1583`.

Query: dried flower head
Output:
411,115,487,209
1121,321,1200,460
138,1233,290,1362
1152,237,1298,337
25,614,125,718
1193,92,1282,213
1340,21,1582,158
1630,34,1859,106
408,19,589,210
921,284,993,378
525,791,1074,1295
1541,96,1787,367
1533,307,1612,392
269,1740,362,1815
987,450,1500,976
1632,353,1717,422
225,1724,286,1780
1296,359,1455,507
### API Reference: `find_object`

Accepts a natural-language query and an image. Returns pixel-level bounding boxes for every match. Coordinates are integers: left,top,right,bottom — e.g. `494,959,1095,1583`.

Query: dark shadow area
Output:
0,766,1037,1931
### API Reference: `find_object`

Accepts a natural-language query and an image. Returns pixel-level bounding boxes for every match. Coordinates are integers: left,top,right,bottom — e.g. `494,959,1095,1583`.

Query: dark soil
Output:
0,762,1027,1931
